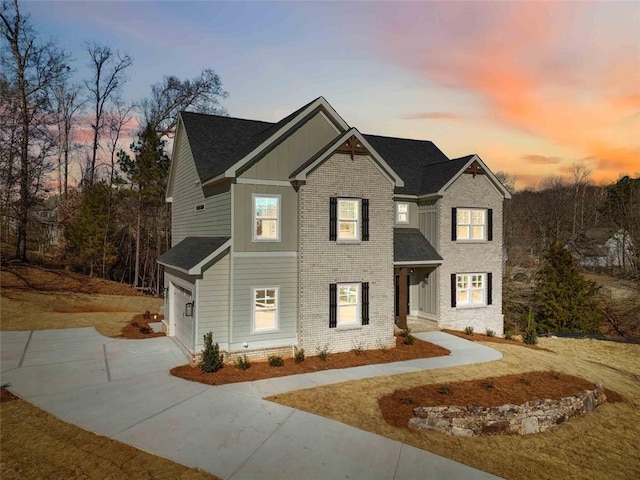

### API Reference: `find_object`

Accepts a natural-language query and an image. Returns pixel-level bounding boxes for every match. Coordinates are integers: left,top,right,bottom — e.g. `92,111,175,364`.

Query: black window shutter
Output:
451,208,457,241
451,273,457,307
329,283,337,328
329,197,337,241
361,282,369,325
362,199,369,241
487,209,493,241
487,273,493,305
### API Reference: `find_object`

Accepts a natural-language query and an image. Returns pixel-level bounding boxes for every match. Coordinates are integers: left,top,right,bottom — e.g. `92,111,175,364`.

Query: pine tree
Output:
533,243,603,333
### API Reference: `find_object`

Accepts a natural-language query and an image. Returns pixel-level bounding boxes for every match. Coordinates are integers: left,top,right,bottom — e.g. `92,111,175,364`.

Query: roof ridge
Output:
363,132,436,144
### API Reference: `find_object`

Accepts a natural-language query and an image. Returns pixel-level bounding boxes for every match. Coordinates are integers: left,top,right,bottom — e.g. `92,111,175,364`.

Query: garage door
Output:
173,284,195,352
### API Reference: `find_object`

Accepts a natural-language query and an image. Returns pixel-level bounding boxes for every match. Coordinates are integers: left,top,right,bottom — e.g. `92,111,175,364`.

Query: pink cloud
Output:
399,112,460,120
521,154,562,165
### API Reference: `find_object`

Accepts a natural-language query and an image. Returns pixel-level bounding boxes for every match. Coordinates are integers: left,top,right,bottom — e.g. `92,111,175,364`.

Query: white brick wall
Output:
298,153,396,353
437,173,505,335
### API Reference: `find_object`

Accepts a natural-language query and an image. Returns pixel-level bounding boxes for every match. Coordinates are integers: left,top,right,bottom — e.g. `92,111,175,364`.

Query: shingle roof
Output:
394,228,443,263
179,101,475,196
157,237,230,272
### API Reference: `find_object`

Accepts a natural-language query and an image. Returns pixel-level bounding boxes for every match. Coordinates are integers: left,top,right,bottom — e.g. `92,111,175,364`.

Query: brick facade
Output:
298,153,396,353
436,173,505,335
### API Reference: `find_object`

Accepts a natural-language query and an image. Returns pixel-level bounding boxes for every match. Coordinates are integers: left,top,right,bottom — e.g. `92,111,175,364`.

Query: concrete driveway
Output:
1,328,502,479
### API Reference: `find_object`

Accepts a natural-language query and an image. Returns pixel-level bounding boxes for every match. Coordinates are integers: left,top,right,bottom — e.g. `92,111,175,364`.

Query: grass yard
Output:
268,338,640,480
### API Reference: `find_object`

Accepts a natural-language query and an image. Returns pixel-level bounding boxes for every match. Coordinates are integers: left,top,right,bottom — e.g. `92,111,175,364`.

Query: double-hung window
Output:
452,207,493,241
330,197,369,241
329,282,370,327
451,273,492,307
253,195,280,241
253,287,278,332
396,203,409,224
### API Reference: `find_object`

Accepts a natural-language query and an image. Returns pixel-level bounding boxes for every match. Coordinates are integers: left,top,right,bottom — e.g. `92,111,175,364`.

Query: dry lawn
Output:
0,392,220,480
1,264,162,336
268,339,640,480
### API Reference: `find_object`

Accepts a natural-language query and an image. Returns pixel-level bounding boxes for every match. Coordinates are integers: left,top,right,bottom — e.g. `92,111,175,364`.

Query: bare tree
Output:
83,42,131,186
569,161,592,235
141,69,227,137
1,0,69,260
104,99,134,188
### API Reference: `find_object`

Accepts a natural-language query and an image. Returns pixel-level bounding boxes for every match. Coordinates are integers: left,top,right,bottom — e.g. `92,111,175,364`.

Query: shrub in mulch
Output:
442,329,551,350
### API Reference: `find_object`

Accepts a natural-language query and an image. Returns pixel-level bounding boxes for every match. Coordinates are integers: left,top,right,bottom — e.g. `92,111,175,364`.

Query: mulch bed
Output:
171,336,450,386
442,329,551,350
120,313,166,339
379,371,624,428
1,388,19,403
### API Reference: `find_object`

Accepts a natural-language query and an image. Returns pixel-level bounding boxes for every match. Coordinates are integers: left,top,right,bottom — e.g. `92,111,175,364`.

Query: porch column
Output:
397,267,409,329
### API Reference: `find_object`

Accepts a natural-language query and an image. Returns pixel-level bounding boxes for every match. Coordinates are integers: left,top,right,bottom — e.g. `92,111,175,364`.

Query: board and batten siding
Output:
195,252,230,351
231,254,298,348
394,201,419,228
233,183,298,252
410,266,439,318
239,111,341,181
418,202,439,249
170,129,231,246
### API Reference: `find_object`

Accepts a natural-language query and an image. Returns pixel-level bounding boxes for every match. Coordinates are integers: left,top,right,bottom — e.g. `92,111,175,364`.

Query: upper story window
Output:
329,197,369,242
252,287,279,332
396,203,409,224
453,207,494,241
253,195,280,241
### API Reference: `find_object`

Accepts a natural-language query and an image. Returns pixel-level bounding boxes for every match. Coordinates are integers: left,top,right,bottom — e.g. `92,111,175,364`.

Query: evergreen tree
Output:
533,243,603,333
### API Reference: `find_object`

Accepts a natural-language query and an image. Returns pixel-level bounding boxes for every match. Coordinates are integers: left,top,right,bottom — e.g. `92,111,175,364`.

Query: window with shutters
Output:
453,207,492,241
330,197,369,242
253,195,280,241
329,282,369,327
454,273,491,307
252,287,279,332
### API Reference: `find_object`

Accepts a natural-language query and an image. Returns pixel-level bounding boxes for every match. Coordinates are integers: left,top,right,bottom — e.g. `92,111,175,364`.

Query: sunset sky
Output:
23,1,640,189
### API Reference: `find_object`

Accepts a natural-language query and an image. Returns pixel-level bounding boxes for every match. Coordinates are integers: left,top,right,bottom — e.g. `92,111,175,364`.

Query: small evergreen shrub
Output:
400,328,415,345
438,385,453,395
523,307,538,345
481,381,494,389
234,354,251,370
504,327,514,340
485,329,495,337
267,355,284,367
376,338,389,354
200,332,224,373
316,344,330,361
464,326,474,335
294,347,305,363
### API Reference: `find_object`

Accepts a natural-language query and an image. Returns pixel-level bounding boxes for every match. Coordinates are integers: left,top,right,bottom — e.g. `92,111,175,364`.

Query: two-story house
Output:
157,97,511,359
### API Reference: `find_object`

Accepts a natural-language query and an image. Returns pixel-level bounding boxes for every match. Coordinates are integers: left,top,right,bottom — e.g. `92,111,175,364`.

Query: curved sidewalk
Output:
1,328,502,480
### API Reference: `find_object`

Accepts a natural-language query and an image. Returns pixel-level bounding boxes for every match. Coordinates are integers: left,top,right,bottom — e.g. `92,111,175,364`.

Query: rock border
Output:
409,384,606,436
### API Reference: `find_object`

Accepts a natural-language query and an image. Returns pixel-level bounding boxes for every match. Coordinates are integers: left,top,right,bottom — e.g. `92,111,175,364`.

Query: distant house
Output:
569,228,634,269
157,97,511,359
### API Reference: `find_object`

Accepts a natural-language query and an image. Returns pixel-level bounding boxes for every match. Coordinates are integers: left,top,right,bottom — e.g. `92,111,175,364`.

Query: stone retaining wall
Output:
409,384,606,436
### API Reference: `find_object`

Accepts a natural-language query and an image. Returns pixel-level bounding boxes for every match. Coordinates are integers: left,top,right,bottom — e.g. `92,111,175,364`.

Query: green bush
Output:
504,326,514,340
294,347,305,363
200,332,224,373
523,308,538,345
438,385,453,395
464,326,474,335
400,328,415,345
316,344,330,361
485,329,495,337
352,340,366,356
234,354,251,370
267,355,284,367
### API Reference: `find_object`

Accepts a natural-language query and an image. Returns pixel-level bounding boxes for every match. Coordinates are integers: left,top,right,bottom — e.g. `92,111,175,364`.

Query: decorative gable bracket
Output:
335,136,369,160
464,160,486,178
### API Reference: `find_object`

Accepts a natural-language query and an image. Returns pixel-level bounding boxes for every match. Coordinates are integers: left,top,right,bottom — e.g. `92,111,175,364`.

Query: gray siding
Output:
233,183,298,252
239,111,340,181
171,129,231,246
231,255,298,347
164,269,198,353
418,201,439,249
410,266,438,318
395,201,418,228
196,252,230,351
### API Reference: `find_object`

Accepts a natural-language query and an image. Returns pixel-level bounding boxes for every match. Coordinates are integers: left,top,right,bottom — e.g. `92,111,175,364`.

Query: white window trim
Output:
251,286,279,333
337,282,360,326
337,198,360,242
396,202,409,224
457,207,487,241
252,194,281,242
456,273,487,308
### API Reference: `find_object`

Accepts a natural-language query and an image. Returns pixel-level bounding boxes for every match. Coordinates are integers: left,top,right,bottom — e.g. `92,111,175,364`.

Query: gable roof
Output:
157,237,231,275
394,228,443,264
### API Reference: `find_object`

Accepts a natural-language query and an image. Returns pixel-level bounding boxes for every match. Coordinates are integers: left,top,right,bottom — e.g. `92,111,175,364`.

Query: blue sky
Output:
22,1,640,188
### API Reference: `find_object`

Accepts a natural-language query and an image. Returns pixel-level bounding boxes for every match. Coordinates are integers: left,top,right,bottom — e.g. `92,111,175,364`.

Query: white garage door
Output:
173,284,195,352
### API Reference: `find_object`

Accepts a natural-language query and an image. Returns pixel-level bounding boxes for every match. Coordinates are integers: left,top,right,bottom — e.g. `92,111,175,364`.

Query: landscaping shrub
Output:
523,307,538,345
316,344,330,361
400,328,415,345
438,385,453,395
376,338,389,353
234,354,251,370
267,355,284,367
486,329,495,337
200,332,224,373
464,326,474,335
352,340,366,356
294,347,305,363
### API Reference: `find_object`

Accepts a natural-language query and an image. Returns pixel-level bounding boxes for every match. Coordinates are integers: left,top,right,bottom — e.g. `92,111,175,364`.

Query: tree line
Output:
0,0,227,293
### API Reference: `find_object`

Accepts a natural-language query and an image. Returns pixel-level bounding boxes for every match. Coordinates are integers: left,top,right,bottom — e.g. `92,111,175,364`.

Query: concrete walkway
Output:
1,328,502,479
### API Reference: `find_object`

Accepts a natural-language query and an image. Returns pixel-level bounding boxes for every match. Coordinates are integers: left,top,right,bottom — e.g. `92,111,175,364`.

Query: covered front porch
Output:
393,228,443,330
